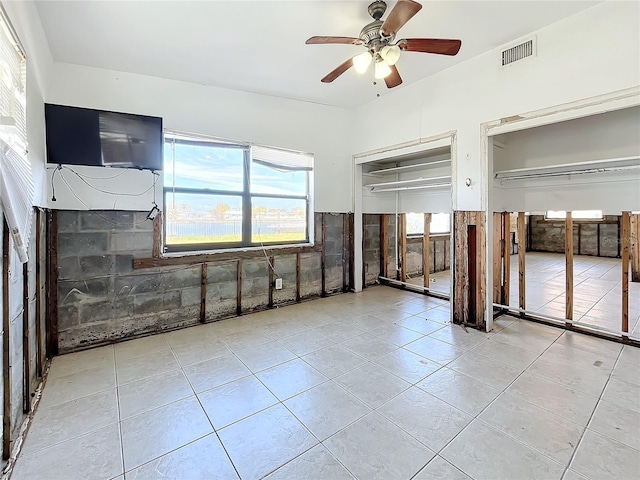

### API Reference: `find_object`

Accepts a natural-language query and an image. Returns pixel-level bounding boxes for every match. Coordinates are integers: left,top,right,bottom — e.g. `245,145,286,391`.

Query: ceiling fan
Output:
306,0,461,88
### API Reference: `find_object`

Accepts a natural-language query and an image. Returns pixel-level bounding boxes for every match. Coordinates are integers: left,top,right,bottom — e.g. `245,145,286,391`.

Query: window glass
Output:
406,213,424,235
406,212,451,235
164,141,244,192
251,197,307,244
545,210,603,220
162,134,312,252
251,160,307,196
431,213,451,234
165,193,242,245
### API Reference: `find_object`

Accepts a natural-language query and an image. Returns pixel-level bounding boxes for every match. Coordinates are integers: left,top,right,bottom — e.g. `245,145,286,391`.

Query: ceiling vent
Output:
501,38,535,66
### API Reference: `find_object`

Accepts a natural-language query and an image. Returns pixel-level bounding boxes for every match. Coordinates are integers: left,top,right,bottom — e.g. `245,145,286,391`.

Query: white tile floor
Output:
408,252,640,336
13,286,640,480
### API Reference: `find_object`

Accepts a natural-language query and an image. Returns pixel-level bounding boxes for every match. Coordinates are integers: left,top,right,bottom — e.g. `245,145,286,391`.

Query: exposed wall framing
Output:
45,210,58,356
621,212,630,336
380,214,388,279
21,263,30,414
2,219,10,460
565,212,573,324
51,210,350,353
423,214,431,288
631,213,640,283
398,213,407,282
453,211,486,328
518,212,526,310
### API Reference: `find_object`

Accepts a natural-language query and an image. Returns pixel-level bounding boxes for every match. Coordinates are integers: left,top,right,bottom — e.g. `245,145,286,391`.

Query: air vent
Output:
501,38,535,66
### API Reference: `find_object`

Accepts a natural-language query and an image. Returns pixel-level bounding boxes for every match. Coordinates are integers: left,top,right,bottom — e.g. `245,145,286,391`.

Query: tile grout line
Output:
413,328,577,479
113,346,126,478
561,346,629,479
169,337,244,480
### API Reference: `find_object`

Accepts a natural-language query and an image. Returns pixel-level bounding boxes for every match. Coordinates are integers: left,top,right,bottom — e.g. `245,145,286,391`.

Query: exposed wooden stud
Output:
565,212,574,324
200,263,207,323
321,213,326,297
501,212,511,306
380,214,388,278
342,214,348,292
444,238,448,270
476,213,487,329
518,212,526,311
622,212,630,336
617,216,621,258
268,256,275,307
578,223,582,255
453,212,486,329
134,243,321,269
453,212,466,325
362,219,366,288
492,212,502,305
236,260,242,315
295,253,301,302
348,213,355,291
630,213,640,283
35,209,43,378
423,214,431,288
432,240,436,274
3,218,11,459
46,210,59,356
22,262,30,413
468,224,477,322
152,212,162,258
399,213,407,283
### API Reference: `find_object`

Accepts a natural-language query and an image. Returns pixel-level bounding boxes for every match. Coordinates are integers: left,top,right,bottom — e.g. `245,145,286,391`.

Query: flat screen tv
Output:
45,103,163,171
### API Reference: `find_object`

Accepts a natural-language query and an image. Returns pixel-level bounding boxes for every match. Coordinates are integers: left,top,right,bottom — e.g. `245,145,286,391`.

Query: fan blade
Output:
385,65,403,88
381,0,422,36
399,38,462,56
321,58,354,83
306,36,361,45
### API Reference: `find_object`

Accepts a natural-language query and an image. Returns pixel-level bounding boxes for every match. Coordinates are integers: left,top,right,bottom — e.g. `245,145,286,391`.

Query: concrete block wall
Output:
55,210,350,352
0,207,43,459
405,236,451,277
363,214,380,285
323,213,347,294
530,215,621,258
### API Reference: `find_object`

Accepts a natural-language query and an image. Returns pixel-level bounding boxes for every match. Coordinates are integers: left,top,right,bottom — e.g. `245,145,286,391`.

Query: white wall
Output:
351,1,640,211
44,62,353,212
492,106,640,214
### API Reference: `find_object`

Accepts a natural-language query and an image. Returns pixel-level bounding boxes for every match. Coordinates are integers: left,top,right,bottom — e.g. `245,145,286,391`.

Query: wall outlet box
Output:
275,278,283,290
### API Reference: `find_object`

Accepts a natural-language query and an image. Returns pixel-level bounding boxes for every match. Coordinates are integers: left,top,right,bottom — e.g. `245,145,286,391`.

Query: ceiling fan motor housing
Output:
360,20,395,52
368,1,387,20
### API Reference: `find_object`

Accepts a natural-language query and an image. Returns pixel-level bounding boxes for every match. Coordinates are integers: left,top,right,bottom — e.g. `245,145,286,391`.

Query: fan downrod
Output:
368,1,387,20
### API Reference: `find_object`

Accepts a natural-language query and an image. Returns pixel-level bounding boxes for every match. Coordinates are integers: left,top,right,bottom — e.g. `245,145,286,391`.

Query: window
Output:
406,213,451,235
163,133,312,252
0,6,32,263
545,210,603,221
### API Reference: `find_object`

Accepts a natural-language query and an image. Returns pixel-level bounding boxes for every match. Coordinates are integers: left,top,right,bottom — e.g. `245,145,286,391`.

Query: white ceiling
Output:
34,0,601,108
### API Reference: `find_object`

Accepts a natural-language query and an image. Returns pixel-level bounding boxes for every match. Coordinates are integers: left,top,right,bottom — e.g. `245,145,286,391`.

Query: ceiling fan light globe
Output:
353,51,373,73
380,45,401,66
374,60,392,79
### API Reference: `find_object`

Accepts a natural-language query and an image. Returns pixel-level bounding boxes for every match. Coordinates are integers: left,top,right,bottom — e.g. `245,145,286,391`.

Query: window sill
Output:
162,242,314,257
134,242,319,268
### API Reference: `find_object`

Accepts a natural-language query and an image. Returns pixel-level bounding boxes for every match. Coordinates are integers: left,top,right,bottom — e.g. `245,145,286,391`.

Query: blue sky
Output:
163,143,306,196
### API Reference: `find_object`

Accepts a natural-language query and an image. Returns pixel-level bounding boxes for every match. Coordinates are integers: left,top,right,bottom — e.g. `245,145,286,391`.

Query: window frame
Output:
406,212,451,237
163,135,311,253
544,210,604,222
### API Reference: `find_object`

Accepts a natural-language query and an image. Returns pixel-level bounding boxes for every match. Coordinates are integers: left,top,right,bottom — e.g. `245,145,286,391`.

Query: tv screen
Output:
45,104,163,171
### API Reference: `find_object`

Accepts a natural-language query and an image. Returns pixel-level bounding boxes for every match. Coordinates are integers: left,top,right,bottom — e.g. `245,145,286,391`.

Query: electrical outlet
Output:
275,278,283,290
